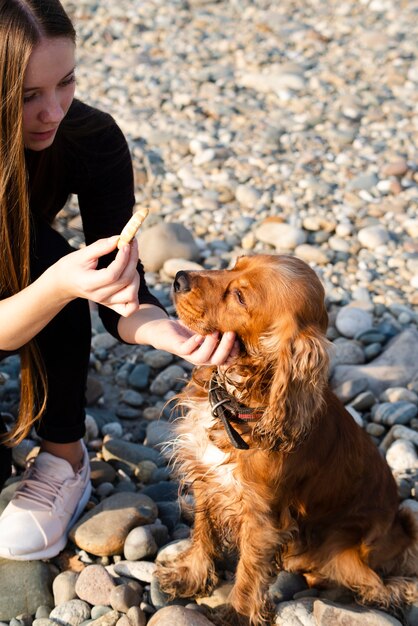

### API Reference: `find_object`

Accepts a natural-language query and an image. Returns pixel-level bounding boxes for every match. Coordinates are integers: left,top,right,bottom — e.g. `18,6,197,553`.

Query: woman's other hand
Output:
50,236,140,316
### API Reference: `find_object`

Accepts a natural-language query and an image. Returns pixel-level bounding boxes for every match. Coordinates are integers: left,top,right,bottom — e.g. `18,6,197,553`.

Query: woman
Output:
0,0,236,561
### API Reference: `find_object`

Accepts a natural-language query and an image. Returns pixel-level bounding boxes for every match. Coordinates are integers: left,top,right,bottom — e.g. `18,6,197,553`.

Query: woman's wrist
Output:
117,304,169,347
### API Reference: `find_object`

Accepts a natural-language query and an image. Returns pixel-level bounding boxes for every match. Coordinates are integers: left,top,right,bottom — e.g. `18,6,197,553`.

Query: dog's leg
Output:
156,505,219,598
322,547,418,608
227,515,279,626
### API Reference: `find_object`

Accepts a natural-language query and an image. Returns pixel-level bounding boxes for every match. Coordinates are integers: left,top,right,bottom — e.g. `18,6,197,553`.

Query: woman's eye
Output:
60,75,76,87
23,92,37,103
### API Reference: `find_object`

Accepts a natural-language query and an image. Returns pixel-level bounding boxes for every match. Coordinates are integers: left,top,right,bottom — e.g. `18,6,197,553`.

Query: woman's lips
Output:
29,128,57,141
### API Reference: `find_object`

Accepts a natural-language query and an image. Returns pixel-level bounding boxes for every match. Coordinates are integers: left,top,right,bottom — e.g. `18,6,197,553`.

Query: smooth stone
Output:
357,225,390,249
147,606,215,626
126,607,147,626
113,561,157,584
90,607,113,621
102,438,164,469
335,306,373,339
0,560,54,621
90,459,117,487
124,526,158,561
346,173,379,191
349,391,376,411
120,390,144,408
49,600,91,626
372,402,418,426
127,364,150,390
333,378,369,403
52,571,79,605
235,184,261,208
255,221,307,250
386,440,418,472
144,421,175,449
355,330,387,345
109,582,143,613
156,539,192,564
380,387,418,405
88,610,119,626
269,572,308,603
69,492,158,557
149,365,187,396
274,598,315,625
101,422,124,438
141,481,180,502
162,259,203,279
313,599,402,625
331,328,418,395
142,350,174,369
294,244,329,265
364,343,382,360
137,223,200,273
74,565,116,606
330,339,366,366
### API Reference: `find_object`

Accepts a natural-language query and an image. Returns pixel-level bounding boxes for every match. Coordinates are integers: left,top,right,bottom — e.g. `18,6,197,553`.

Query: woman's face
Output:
23,37,76,151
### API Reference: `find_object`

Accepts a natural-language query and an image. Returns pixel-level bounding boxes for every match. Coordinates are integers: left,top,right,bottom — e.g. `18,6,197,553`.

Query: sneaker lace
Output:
14,458,70,511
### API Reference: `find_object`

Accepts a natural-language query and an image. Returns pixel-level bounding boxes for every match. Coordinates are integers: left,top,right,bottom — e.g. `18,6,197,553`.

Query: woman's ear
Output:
253,326,330,451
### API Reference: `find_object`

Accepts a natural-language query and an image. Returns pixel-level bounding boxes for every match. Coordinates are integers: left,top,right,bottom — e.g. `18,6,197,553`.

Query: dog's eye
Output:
234,289,246,305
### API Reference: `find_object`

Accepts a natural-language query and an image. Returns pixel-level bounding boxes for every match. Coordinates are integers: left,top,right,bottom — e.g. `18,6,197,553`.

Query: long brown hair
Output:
0,0,76,445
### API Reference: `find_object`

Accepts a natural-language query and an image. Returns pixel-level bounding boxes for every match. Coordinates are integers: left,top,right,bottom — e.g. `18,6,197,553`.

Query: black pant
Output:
0,219,91,488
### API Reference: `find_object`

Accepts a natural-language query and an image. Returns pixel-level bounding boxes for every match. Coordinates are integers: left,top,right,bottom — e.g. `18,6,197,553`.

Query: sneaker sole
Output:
0,479,92,561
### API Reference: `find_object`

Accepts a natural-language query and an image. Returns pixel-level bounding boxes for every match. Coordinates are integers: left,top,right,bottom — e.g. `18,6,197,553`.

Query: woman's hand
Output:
127,313,239,366
50,236,140,317
160,320,239,366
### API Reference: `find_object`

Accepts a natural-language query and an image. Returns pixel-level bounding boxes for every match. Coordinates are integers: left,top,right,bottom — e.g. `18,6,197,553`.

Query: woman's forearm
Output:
117,303,169,346
0,268,70,351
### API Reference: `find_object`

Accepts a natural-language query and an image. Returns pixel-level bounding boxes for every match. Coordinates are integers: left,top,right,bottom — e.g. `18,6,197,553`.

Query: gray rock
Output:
0,560,54,621
52,571,79,606
333,378,369,404
335,306,373,339
49,600,91,626
75,565,116,606
331,329,418,396
313,599,402,625
113,560,157,584
255,222,307,250
69,492,158,557
372,402,418,426
386,440,418,472
274,598,315,625
149,365,187,396
109,582,143,613
137,223,200,272
147,606,214,626
124,525,158,560
102,438,164,469
357,225,390,249
127,364,150,390
269,572,308,603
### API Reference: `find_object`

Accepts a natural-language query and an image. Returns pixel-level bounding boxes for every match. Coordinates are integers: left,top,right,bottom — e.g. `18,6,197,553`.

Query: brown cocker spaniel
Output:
156,254,418,625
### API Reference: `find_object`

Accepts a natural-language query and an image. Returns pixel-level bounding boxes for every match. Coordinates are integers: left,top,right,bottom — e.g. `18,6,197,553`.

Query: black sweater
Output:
25,99,164,341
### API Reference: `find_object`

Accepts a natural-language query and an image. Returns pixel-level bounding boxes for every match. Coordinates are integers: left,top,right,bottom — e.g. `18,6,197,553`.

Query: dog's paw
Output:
155,563,217,599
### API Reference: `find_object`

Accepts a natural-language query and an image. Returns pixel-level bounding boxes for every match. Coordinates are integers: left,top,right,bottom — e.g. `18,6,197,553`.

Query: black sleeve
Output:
73,105,166,341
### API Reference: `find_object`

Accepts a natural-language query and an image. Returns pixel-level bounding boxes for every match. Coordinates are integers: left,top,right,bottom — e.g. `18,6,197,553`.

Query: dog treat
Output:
117,207,149,249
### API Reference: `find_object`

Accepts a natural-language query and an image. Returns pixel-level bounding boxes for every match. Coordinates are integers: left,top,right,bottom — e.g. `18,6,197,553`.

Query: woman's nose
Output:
38,96,64,125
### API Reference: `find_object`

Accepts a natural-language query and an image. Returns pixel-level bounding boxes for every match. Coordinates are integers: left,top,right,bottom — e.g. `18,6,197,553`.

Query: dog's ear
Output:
253,324,330,451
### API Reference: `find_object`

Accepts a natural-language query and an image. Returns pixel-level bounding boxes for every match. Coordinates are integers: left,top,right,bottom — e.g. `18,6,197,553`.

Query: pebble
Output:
74,565,116,606
335,306,373,339
1,0,418,624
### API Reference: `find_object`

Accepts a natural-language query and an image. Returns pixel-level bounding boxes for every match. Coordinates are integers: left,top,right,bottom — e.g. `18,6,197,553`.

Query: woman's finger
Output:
208,331,236,365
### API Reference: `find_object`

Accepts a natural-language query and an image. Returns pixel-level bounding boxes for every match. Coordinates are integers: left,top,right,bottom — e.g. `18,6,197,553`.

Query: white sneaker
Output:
0,441,91,560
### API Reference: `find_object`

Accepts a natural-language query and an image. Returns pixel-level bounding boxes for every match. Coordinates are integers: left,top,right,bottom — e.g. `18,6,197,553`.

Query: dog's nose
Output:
173,271,191,293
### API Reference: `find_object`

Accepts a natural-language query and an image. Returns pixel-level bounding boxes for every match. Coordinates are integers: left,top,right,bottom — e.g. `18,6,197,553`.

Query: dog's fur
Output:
156,254,418,625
